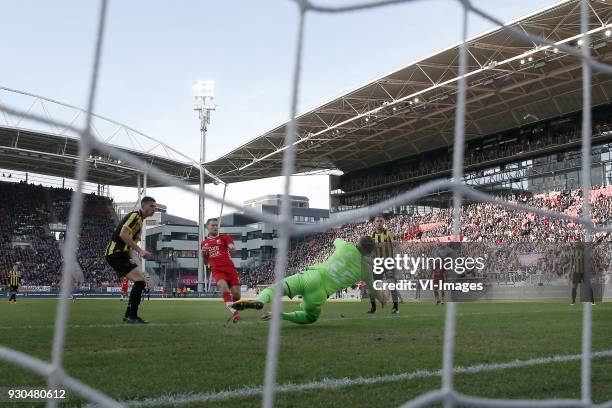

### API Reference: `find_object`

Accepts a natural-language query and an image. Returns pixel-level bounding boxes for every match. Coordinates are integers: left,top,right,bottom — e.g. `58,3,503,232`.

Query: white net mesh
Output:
0,0,611,407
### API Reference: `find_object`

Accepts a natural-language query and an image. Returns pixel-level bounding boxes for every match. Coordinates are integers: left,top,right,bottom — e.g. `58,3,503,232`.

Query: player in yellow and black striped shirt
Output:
7,263,21,304
368,216,400,314
570,243,595,305
105,196,156,324
142,274,152,301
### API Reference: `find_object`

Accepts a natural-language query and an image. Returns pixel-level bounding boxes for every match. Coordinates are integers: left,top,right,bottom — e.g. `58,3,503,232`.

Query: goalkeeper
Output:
232,236,383,324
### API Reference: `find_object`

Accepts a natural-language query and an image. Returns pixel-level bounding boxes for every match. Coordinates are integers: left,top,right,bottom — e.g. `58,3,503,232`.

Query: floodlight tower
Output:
193,80,216,292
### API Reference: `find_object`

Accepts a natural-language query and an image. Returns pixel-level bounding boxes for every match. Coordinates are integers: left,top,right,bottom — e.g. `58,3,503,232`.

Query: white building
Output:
132,195,329,286
220,195,329,268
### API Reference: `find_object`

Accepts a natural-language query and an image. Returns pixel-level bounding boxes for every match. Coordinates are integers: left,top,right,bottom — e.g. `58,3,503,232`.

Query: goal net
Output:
0,1,610,407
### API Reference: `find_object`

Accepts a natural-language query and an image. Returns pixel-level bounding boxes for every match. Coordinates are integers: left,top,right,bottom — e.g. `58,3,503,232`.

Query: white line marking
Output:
114,350,612,407
2,305,606,330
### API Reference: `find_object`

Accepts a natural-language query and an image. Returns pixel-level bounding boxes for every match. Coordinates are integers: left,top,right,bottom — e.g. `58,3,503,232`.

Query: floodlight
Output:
193,80,215,98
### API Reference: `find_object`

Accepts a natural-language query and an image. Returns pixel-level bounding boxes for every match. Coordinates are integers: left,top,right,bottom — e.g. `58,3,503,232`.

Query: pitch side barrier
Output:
2,291,222,299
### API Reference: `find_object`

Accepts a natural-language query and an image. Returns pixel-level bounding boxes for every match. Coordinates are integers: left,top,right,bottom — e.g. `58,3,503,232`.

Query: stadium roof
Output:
0,126,210,188
207,0,612,183
160,212,197,226
0,87,222,188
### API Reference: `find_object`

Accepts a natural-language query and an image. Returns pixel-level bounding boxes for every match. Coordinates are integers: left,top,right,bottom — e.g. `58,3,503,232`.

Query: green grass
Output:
0,299,611,407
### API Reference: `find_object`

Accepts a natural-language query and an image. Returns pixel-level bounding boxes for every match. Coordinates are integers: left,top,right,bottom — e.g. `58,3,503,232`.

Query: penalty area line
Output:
117,349,612,407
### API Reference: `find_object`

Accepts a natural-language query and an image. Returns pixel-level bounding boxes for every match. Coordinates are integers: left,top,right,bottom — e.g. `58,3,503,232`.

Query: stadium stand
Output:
335,112,612,209
0,181,118,288
241,185,612,286
239,261,275,289
2,181,610,289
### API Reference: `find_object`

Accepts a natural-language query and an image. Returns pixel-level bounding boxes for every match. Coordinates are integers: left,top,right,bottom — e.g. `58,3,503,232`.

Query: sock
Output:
370,301,376,311
393,301,398,309
571,286,577,303
128,281,145,318
223,291,236,314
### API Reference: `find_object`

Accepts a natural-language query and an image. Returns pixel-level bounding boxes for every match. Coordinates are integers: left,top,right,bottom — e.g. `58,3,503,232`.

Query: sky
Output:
0,0,555,222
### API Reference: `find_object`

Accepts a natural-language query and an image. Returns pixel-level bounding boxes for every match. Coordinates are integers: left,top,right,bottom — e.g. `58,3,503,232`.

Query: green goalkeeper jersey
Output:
317,238,374,295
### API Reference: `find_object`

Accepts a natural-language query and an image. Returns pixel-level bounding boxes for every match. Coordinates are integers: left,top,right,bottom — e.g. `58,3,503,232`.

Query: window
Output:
229,233,242,242
248,249,261,258
171,232,187,240
294,215,315,223
247,230,262,240
174,250,197,258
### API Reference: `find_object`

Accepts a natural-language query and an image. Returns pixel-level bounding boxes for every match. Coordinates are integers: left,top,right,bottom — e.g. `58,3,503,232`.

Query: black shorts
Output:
10,285,18,292
374,268,399,281
105,252,139,277
572,272,584,284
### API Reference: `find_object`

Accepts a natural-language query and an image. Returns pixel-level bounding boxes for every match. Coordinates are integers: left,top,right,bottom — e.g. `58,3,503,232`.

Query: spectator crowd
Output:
0,181,118,289
241,185,612,287
1,180,610,290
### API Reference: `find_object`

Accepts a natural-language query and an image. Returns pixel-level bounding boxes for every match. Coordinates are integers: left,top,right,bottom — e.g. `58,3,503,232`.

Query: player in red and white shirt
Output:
120,277,129,301
200,218,242,323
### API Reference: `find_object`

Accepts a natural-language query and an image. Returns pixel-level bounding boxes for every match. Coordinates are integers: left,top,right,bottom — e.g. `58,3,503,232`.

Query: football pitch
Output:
1,299,611,407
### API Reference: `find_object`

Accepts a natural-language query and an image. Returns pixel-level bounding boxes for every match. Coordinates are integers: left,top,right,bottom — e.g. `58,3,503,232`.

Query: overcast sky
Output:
0,0,555,221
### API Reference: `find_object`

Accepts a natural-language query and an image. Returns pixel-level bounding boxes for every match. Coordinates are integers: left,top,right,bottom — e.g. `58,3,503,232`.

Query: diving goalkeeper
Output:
232,236,383,324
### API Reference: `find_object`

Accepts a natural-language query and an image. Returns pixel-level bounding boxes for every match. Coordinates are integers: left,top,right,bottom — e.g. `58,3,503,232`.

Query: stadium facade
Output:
220,194,329,268
330,104,612,215
206,0,612,217
112,195,329,286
